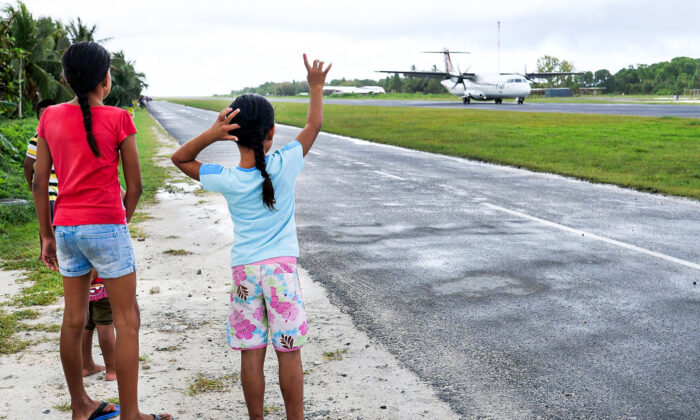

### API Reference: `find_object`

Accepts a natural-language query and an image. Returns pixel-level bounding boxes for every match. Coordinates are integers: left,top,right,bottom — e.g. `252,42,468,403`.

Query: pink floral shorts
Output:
227,258,308,351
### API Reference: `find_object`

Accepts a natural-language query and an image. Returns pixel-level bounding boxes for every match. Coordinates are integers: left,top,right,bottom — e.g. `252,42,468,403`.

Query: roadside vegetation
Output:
1,1,147,118
0,108,168,354
166,98,700,200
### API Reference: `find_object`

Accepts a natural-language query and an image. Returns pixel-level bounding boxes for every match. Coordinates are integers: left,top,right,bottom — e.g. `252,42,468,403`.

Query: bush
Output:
0,202,35,233
0,117,37,201
0,117,37,164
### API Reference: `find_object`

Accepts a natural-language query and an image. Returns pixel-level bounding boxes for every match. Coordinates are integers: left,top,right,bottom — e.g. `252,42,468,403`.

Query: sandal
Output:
87,401,120,420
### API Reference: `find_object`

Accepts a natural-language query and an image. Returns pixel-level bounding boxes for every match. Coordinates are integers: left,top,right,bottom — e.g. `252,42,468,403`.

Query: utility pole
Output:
497,21,500,74
18,57,22,118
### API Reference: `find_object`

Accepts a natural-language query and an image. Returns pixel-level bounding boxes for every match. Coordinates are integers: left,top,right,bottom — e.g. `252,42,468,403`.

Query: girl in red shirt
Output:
33,41,171,420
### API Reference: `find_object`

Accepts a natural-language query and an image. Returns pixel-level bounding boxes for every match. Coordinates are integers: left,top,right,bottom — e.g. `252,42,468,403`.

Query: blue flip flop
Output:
87,402,120,420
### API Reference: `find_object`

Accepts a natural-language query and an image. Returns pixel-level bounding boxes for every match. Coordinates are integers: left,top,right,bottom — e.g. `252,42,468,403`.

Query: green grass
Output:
187,373,239,396
52,401,71,412
185,92,700,105
263,405,283,415
322,348,348,361
162,249,192,256
167,98,700,199
131,108,173,204
0,107,173,355
0,310,30,354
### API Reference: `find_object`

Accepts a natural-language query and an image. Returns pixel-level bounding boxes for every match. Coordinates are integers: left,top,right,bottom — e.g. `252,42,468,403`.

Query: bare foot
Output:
104,369,117,381
82,363,106,377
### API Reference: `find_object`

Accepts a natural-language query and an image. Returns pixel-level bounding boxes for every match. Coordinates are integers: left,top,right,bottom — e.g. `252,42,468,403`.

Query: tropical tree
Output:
66,16,111,43
4,1,71,110
105,50,147,107
0,11,20,116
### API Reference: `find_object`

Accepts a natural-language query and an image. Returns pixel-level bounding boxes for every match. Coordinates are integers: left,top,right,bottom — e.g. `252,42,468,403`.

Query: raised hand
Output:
304,54,331,89
208,107,241,141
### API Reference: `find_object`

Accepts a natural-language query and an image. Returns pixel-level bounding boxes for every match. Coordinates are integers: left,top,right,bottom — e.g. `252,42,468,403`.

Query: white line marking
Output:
482,202,700,271
308,150,325,156
373,170,407,181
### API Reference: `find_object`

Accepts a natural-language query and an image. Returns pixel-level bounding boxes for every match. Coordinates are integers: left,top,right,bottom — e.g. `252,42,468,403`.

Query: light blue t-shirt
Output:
199,140,305,266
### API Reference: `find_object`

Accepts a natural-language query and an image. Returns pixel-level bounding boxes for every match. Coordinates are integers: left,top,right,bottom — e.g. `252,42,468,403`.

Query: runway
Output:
271,97,700,118
149,101,700,418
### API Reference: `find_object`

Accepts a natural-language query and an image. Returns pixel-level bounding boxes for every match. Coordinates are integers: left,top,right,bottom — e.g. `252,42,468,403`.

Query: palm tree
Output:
105,51,147,107
66,17,111,43
4,1,72,108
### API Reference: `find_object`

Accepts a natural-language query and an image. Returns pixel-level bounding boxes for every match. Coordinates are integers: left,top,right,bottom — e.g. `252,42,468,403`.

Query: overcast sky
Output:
11,0,700,96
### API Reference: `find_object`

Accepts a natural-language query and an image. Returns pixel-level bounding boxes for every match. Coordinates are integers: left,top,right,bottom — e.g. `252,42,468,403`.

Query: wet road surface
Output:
270,97,700,118
148,101,700,418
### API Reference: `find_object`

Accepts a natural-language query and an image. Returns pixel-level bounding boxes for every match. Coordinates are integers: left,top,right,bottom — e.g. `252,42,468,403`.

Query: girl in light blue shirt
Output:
172,54,331,420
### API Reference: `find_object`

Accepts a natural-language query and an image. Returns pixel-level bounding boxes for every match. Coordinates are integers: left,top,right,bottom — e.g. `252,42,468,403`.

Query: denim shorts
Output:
55,224,136,279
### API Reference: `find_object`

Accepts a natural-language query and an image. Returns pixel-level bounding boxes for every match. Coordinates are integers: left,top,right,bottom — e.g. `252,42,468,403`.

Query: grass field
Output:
201,92,700,105
165,98,700,199
0,108,170,353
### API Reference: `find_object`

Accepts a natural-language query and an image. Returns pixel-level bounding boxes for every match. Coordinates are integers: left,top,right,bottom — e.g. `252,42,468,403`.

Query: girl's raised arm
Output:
171,108,239,181
296,54,331,157
32,136,57,271
119,134,143,223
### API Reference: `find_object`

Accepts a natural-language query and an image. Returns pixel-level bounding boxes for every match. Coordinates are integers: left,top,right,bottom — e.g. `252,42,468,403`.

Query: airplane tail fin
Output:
424,48,469,75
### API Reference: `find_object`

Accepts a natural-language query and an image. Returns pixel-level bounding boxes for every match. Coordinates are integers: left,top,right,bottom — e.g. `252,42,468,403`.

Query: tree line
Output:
225,55,700,97
0,1,147,119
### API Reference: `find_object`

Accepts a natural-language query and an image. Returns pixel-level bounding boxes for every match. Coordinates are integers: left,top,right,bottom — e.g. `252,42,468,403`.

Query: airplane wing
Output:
376,71,477,80
377,70,447,79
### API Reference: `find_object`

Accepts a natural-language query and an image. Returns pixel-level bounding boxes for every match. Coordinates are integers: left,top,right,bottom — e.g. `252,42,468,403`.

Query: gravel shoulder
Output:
0,125,458,419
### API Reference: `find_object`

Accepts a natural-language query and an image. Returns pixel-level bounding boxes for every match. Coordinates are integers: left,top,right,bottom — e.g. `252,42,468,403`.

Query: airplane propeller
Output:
451,65,468,91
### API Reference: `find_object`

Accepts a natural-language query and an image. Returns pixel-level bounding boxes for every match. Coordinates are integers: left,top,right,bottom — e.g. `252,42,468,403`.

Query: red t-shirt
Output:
37,103,137,226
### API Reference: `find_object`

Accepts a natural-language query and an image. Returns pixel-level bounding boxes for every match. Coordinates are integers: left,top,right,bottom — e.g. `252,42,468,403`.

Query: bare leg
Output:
241,347,267,419
61,274,117,419
103,273,171,420
81,327,105,377
276,349,304,420
95,324,117,381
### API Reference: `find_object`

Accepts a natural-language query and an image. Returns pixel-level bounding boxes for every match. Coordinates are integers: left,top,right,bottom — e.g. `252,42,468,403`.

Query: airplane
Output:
378,49,582,104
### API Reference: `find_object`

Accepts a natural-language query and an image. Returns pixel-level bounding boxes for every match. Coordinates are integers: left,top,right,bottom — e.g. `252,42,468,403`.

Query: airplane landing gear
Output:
495,98,503,104
463,96,470,104
517,97,525,104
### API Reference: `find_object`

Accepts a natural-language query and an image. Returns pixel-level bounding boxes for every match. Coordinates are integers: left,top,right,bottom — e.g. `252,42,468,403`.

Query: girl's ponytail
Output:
76,91,100,157
61,42,111,158
252,139,276,210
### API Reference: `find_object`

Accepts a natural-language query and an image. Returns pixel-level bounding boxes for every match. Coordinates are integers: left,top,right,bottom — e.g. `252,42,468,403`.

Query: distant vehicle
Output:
322,85,386,95
378,48,581,104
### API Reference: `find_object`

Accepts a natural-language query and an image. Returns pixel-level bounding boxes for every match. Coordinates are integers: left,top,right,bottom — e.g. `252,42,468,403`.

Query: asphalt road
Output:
148,101,700,419
271,97,700,118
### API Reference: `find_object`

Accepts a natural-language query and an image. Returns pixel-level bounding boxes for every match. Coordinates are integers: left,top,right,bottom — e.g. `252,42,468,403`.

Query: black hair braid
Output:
227,94,276,210
76,91,100,157
61,41,111,158
253,140,276,210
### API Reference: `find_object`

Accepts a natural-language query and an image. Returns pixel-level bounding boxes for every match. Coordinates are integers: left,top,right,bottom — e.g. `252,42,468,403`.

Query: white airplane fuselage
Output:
441,74,531,101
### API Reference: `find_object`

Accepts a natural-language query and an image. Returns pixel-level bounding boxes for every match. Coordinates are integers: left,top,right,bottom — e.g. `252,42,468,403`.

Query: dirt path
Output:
0,126,458,419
